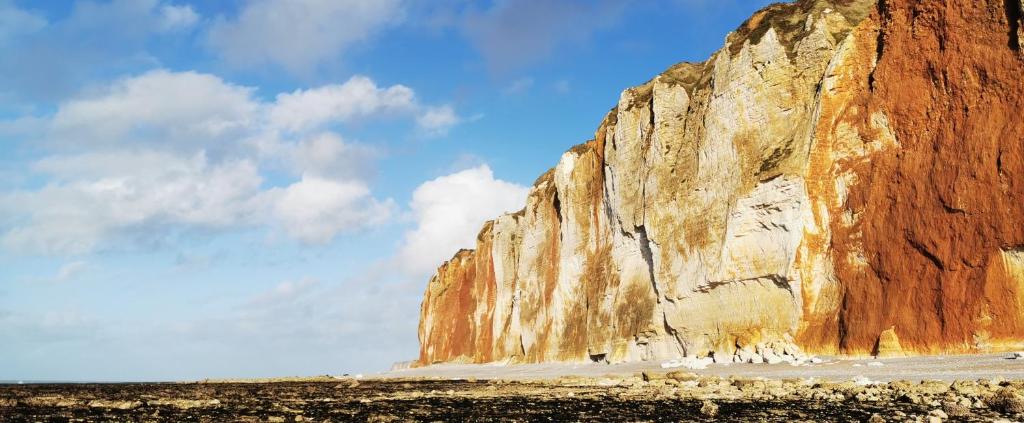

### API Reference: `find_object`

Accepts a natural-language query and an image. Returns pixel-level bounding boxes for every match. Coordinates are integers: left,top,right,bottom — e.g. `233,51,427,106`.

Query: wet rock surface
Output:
2,377,1023,422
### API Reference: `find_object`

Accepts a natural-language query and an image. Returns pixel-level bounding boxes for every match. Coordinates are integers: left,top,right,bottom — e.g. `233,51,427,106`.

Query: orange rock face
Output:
417,0,1024,366
830,0,1024,354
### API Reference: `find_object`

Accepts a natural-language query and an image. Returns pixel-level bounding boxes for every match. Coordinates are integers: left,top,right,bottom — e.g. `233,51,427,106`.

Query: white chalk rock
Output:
852,376,877,386
763,351,784,365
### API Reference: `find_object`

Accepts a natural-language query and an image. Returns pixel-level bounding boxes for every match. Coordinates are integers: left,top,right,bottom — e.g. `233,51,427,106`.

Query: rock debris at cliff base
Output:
4,376,1024,422
418,0,1024,366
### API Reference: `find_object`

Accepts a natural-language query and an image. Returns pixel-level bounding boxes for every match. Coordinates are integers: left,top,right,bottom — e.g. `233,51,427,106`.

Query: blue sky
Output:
0,0,775,381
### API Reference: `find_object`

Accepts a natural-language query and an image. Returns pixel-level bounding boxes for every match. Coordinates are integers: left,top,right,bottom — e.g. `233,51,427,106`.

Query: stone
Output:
853,376,877,386
147,399,221,410
763,351,784,365
988,388,1024,414
666,372,700,382
87,400,142,410
875,328,904,358
641,371,665,382
699,400,719,417
417,0,1024,366
735,348,759,364
661,357,714,370
941,401,971,418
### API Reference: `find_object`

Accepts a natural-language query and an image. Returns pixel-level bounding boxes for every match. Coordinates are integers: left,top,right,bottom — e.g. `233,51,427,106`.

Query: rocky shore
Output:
2,374,1023,422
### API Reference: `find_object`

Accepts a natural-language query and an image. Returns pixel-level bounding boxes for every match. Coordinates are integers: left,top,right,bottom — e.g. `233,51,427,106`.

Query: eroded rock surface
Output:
418,0,1024,366
4,378,1023,422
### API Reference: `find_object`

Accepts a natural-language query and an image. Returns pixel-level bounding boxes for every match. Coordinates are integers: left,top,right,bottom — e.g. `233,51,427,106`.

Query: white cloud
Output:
269,76,462,136
1,68,463,254
502,77,534,95
158,4,199,31
207,0,403,74
2,146,395,254
3,151,265,255
289,132,377,181
48,69,455,152
55,261,89,283
50,70,259,151
269,76,416,132
247,278,320,306
269,175,395,245
396,165,528,275
416,105,461,136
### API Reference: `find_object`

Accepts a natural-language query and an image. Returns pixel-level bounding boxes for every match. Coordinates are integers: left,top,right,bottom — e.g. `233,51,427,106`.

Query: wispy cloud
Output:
206,0,403,75
0,0,202,104
553,79,571,94
54,261,89,283
461,0,635,73
158,4,199,31
502,77,534,95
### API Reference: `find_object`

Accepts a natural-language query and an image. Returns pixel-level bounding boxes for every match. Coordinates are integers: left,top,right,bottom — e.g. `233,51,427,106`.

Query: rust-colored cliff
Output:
418,0,1024,366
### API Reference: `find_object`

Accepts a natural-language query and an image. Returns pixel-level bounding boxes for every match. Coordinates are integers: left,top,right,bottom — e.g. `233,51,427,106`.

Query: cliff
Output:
418,0,1024,366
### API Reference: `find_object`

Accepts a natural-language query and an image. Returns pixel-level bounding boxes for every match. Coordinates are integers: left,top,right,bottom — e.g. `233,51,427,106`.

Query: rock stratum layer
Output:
418,0,1024,366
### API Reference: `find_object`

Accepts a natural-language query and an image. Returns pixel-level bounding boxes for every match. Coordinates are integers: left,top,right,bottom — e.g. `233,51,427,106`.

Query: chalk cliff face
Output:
418,0,1024,365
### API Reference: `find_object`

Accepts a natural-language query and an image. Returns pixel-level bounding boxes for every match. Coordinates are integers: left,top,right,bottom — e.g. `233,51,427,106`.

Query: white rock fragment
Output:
762,350,784,364
852,376,878,386
661,357,714,370
867,361,884,367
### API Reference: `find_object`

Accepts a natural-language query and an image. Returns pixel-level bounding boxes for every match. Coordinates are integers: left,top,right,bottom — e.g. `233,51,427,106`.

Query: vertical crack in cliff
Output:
868,0,888,91
636,225,660,301
552,191,563,225
552,190,564,244
1005,0,1023,50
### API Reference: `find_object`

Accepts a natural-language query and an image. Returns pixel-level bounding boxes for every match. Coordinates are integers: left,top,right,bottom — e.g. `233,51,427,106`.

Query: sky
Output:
0,0,776,381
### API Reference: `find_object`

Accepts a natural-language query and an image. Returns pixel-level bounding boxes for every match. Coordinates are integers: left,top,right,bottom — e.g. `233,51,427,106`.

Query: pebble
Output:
699,400,719,417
